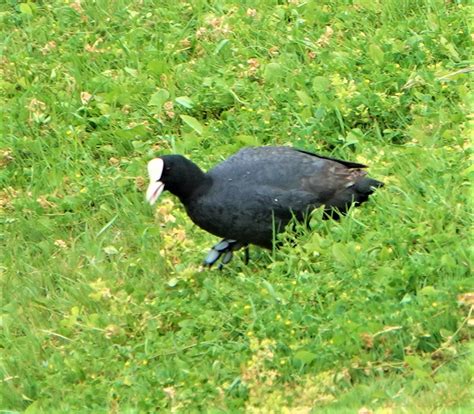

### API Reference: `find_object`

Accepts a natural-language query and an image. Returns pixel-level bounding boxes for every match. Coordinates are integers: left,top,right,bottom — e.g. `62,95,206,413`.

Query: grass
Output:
0,0,472,412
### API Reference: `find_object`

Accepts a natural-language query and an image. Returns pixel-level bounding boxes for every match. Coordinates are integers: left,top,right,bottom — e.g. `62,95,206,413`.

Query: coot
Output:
146,146,383,267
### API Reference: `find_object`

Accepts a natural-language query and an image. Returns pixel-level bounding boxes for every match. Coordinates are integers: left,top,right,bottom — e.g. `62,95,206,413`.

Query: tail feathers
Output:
325,176,383,218
355,177,384,195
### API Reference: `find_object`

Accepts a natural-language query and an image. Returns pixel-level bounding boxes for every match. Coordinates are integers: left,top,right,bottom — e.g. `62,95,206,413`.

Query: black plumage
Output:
147,146,383,267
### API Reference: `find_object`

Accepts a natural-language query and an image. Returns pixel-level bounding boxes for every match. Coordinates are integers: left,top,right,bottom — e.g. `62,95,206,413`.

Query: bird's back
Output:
208,146,380,209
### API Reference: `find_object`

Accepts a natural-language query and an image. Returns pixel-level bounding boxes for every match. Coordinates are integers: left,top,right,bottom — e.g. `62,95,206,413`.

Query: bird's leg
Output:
203,239,247,269
243,246,250,265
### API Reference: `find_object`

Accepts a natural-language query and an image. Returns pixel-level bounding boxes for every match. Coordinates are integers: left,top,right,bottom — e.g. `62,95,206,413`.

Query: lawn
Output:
1,0,472,412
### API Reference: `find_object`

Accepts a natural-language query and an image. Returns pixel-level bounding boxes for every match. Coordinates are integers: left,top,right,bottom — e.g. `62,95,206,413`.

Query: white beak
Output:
146,158,165,205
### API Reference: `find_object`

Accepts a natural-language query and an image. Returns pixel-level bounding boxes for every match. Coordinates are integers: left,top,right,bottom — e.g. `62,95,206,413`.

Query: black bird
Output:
146,146,383,267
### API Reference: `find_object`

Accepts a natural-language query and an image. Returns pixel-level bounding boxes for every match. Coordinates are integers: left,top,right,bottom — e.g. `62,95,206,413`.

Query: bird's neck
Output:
168,163,211,203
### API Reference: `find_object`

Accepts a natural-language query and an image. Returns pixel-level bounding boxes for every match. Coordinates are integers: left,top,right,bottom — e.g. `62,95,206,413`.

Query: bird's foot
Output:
203,239,249,269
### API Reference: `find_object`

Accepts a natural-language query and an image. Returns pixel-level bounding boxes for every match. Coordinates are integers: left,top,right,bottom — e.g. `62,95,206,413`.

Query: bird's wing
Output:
210,146,368,206
294,148,367,169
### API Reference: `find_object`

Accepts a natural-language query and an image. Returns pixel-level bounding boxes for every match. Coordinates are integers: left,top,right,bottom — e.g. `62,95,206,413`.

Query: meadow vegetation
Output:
1,0,472,412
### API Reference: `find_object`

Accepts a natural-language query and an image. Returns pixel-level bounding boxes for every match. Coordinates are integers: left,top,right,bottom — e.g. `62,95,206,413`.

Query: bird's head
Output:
146,155,207,205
